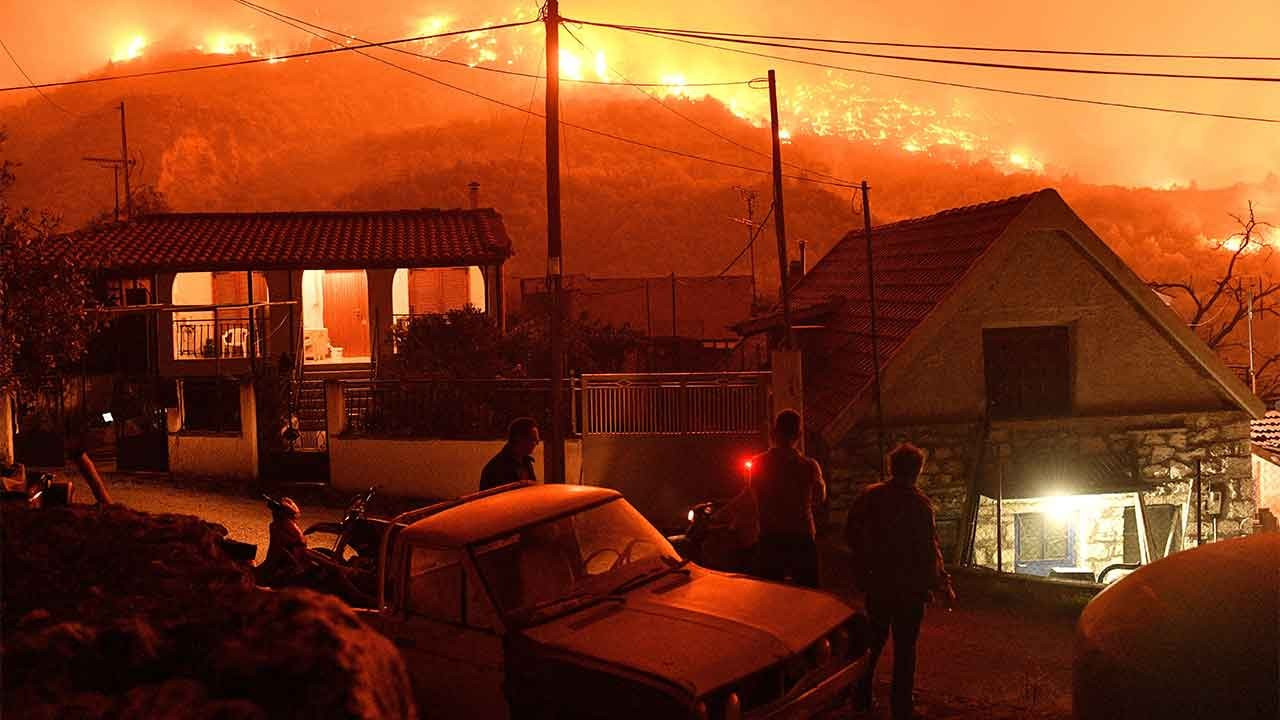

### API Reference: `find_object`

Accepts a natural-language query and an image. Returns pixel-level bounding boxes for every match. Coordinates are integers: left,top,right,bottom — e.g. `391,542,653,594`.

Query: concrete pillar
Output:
263,269,295,363
366,269,396,376
155,271,177,376
325,380,347,437
240,378,259,480
0,391,14,465
771,349,804,450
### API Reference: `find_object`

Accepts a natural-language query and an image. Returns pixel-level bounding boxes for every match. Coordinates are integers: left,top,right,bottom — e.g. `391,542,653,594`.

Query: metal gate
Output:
577,372,772,530
579,372,772,436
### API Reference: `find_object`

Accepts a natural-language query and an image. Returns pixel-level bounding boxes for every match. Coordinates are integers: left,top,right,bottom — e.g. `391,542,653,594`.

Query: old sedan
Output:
360,483,867,719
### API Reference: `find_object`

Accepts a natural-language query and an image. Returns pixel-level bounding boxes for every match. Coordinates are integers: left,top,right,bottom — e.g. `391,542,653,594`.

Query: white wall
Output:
468,266,486,311
302,269,325,330
393,268,410,317
168,380,258,480
172,271,213,305
331,437,583,499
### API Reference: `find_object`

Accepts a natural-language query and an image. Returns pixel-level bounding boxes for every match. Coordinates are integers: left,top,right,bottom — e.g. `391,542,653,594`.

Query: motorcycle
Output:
303,487,385,575
259,491,378,607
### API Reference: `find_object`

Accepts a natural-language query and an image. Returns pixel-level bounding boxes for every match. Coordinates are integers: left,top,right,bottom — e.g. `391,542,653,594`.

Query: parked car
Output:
358,483,868,719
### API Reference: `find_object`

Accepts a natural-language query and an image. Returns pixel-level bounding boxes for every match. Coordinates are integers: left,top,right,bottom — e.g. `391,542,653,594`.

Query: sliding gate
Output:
578,372,772,531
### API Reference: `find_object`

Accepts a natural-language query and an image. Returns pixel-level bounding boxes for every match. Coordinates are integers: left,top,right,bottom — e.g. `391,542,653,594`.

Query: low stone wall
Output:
827,411,1257,564
167,380,259,481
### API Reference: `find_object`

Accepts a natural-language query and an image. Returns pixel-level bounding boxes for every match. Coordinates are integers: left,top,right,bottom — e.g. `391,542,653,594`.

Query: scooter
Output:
259,492,378,607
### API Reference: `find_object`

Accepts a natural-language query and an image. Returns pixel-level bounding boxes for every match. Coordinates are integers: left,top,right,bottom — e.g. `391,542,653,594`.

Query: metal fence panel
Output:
580,372,771,436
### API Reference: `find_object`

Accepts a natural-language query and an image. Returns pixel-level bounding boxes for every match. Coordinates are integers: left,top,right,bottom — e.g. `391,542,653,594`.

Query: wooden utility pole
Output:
670,271,679,370
862,181,885,473
733,186,759,305
119,101,133,220
766,70,792,348
544,0,566,484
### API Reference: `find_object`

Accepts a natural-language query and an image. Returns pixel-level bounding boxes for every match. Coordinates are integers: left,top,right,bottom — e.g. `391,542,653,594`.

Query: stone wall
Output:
825,410,1257,568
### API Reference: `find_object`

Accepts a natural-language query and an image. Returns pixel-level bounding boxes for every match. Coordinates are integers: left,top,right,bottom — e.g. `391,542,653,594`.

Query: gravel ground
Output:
57,467,1075,719
63,467,345,564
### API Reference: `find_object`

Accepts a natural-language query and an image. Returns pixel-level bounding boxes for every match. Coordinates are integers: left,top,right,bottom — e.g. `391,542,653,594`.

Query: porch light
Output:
101,412,114,423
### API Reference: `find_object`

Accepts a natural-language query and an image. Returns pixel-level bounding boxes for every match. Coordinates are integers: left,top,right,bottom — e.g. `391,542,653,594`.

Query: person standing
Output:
750,409,826,588
845,443,955,720
480,417,540,491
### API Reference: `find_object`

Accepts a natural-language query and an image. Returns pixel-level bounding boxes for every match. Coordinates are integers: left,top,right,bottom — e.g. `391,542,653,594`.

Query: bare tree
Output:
1151,202,1279,401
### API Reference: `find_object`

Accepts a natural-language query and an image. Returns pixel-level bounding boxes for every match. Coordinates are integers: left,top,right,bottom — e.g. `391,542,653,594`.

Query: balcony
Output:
172,317,264,360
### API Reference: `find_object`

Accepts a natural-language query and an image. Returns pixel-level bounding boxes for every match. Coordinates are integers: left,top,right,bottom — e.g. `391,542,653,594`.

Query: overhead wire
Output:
0,36,85,117
571,20,1280,84
719,203,775,276
232,0,750,88
0,21,539,93
569,23,1280,62
595,25,1280,125
233,0,856,189
562,22,852,186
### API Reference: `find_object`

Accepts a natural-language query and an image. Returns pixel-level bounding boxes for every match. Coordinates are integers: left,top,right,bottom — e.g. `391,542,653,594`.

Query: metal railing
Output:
579,372,770,436
172,317,263,360
342,378,575,440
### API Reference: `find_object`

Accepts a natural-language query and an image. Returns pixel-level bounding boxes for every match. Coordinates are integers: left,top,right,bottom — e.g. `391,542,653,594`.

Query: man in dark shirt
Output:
750,409,826,588
480,417,540,491
845,443,954,720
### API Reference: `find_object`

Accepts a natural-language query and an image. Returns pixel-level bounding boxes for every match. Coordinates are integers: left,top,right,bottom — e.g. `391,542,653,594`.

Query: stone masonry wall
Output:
825,410,1257,564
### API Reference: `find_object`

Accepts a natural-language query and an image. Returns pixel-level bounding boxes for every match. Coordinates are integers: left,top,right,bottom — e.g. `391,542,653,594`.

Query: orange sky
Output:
1,1,1278,189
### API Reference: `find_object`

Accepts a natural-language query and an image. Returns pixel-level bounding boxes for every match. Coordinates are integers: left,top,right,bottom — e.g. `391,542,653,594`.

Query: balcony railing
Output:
172,317,264,360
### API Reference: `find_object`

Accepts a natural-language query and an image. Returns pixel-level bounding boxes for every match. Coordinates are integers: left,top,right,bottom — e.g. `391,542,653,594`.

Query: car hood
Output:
520,565,854,697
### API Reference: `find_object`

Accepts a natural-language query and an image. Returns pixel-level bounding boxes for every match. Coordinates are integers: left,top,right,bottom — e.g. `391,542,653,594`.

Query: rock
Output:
1,504,417,720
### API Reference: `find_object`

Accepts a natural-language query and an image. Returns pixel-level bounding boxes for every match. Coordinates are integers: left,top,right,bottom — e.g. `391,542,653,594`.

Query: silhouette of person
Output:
480,417,540,491
750,409,826,588
845,442,955,719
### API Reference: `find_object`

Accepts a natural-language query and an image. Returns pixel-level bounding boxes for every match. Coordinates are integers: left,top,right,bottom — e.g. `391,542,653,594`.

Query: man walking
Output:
480,417,540,490
845,443,954,720
750,409,826,588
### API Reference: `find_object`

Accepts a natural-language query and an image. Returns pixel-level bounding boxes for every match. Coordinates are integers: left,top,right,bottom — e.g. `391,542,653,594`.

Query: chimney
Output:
468,181,480,209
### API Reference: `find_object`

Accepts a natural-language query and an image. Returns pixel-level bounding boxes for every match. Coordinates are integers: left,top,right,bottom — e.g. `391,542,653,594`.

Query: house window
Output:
181,379,241,433
983,326,1071,419
103,277,153,306
1014,512,1071,563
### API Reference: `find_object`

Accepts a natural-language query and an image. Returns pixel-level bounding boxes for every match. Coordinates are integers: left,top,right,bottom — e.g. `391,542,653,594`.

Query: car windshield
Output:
470,498,682,625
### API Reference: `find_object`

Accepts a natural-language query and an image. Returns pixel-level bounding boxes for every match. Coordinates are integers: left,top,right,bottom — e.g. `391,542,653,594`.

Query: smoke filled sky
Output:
2,0,1278,189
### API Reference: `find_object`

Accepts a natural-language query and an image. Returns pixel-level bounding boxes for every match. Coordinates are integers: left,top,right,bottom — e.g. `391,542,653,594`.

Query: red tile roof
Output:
1254,411,1280,456
790,190,1048,433
73,208,514,273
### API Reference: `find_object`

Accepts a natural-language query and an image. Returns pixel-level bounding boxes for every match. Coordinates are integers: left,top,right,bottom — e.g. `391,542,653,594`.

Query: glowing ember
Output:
111,34,147,63
660,73,687,97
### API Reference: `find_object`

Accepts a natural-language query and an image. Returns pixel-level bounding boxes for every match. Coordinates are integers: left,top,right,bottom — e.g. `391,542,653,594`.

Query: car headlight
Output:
688,509,697,523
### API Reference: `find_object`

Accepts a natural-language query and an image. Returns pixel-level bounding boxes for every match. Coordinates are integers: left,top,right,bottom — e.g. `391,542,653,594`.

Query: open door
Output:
322,270,371,358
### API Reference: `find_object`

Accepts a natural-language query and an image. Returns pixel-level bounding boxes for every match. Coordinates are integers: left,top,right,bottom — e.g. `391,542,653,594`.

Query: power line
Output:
720,203,775,276
233,0,751,89
0,21,538,93
0,36,84,117
573,20,1280,84
570,22,1280,62
603,25,1280,124
562,23,853,186
235,0,857,189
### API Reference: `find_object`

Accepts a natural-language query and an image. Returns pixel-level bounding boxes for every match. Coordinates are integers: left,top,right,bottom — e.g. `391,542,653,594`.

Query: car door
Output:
390,545,509,720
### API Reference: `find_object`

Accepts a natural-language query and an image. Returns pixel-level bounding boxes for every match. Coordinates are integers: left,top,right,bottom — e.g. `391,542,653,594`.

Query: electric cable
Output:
719,203,775,276
600,25,1280,124
572,19,1280,84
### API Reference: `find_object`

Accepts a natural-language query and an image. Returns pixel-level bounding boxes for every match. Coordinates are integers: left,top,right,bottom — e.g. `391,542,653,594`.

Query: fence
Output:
172,317,263,359
342,379,575,440
579,372,771,436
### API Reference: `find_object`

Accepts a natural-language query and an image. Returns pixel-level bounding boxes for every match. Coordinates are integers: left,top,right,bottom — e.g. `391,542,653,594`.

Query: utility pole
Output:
1247,281,1257,394
766,70,792,348
119,101,133,220
862,181,886,475
543,0,566,484
732,186,759,305
83,157,123,221
670,271,679,370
